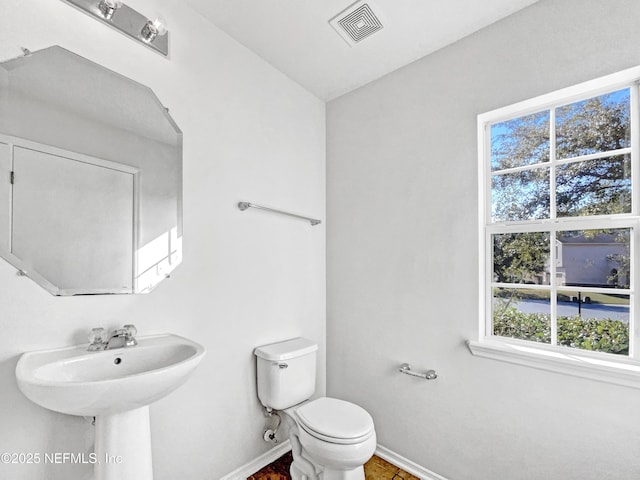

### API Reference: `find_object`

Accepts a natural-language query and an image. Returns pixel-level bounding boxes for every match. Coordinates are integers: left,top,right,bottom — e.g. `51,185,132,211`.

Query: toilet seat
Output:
294,397,374,445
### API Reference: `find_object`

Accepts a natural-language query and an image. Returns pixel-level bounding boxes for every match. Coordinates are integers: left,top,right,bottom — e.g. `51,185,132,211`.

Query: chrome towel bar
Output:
238,202,321,226
399,363,437,380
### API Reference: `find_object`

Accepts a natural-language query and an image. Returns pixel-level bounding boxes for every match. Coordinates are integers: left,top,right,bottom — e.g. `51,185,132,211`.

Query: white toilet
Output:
254,337,376,480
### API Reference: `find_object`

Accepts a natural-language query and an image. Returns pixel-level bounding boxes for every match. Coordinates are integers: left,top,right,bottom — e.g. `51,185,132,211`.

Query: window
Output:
471,67,640,388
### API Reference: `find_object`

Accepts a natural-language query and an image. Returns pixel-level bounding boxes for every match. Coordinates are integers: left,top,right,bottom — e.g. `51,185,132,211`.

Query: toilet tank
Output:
254,337,318,411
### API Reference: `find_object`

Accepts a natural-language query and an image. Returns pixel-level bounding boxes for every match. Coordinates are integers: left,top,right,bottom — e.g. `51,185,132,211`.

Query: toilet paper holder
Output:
399,363,437,380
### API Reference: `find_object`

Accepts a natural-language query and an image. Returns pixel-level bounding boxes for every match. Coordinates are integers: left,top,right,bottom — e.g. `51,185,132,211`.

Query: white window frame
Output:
469,66,640,389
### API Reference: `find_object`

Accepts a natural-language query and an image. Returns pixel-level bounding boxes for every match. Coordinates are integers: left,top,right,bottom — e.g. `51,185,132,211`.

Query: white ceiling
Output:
186,0,541,101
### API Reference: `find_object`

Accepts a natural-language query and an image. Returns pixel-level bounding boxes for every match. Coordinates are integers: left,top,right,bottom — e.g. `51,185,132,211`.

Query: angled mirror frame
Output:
0,46,182,295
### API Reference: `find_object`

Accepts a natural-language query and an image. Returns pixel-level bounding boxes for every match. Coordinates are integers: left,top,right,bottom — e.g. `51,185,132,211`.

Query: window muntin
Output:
481,81,637,361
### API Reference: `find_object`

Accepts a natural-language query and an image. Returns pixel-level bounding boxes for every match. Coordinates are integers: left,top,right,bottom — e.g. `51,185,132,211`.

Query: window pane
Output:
556,89,630,159
556,155,631,217
557,290,629,355
492,167,549,221
491,111,550,171
493,288,551,343
556,229,630,288
493,232,550,284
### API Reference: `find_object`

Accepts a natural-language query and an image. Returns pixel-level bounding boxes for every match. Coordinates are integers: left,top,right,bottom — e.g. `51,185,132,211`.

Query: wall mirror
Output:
0,46,182,295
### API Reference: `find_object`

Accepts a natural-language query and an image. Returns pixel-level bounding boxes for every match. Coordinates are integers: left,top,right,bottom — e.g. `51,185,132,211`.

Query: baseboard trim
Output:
220,440,292,480
375,444,448,480
220,441,447,480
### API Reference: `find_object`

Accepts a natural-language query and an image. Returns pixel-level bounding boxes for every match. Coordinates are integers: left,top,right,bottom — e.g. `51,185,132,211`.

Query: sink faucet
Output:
106,325,138,349
88,325,138,351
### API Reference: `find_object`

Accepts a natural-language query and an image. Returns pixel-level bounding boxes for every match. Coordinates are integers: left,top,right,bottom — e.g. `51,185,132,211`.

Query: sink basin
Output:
16,333,205,416
16,333,205,480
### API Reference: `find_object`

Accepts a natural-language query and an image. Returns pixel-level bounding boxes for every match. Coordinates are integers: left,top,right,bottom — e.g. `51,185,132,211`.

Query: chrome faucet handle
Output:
88,328,106,351
89,327,106,344
123,324,137,339
122,324,138,346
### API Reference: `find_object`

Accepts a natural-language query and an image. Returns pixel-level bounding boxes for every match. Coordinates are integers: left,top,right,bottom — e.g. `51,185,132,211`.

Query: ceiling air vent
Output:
329,1,384,46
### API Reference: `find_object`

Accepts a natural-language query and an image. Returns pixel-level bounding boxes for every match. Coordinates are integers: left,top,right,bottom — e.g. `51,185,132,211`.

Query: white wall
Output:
0,1,325,479
327,1,640,479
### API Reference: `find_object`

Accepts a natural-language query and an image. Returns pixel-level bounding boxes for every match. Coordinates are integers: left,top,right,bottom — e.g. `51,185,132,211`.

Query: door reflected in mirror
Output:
0,46,182,295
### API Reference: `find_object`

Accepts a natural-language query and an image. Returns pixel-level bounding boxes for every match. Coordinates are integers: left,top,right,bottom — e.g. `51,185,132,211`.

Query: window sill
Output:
467,339,640,389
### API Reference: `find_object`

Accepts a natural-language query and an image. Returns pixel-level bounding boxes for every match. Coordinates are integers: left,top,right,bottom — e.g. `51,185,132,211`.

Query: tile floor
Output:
248,451,420,480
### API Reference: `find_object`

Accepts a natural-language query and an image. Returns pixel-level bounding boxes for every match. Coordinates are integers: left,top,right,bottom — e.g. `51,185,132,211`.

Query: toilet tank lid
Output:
254,337,318,361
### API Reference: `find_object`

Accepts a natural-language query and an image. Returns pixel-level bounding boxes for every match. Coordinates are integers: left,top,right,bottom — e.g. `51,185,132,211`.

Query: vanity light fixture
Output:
61,0,169,56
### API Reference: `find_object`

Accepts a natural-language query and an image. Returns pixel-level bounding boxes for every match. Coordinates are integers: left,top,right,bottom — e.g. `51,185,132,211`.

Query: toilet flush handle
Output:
273,362,288,369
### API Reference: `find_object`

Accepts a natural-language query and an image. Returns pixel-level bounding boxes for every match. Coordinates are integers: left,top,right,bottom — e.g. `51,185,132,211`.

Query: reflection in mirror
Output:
0,46,182,295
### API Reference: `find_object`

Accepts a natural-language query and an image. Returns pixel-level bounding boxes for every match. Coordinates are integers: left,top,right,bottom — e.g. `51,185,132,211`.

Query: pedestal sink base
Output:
95,406,153,480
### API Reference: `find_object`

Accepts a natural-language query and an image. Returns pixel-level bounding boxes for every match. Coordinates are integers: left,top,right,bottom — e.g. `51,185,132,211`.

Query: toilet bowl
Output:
285,397,376,478
254,338,376,480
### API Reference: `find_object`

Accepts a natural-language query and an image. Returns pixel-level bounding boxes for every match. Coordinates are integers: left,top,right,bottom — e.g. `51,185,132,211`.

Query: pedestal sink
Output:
15,334,206,480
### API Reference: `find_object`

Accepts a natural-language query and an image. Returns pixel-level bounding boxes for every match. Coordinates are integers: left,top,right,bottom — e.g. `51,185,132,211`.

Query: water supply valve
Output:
263,429,278,443
261,406,281,443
